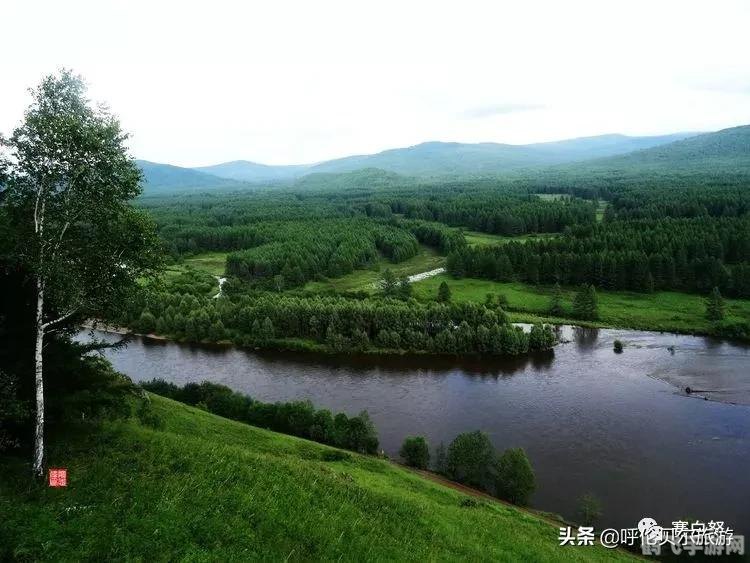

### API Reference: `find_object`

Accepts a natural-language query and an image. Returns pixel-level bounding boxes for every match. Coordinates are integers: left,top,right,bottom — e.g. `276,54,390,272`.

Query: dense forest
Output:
117,283,556,356
448,217,750,296
128,149,750,347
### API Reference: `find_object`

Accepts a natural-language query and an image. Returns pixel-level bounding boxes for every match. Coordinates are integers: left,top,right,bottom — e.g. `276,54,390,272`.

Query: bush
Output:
494,448,536,506
399,436,430,469
613,340,624,353
446,431,495,490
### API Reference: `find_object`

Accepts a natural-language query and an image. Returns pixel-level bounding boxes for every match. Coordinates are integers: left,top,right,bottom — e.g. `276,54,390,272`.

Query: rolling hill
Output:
194,160,309,183
175,132,698,186
585,125,750,171
303,133,697,177
0,395,633,561
136,160,247,192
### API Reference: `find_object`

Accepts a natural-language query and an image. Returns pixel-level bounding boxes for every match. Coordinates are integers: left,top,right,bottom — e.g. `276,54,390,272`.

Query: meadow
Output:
413,274,750,335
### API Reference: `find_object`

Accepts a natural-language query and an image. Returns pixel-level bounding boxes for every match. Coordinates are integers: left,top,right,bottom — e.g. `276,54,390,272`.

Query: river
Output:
76,326,750,531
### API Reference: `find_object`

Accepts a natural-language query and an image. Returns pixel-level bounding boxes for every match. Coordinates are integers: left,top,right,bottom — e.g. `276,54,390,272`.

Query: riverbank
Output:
82,319,750,407
413,274,750,341
0,395,634,561
75,327,750,528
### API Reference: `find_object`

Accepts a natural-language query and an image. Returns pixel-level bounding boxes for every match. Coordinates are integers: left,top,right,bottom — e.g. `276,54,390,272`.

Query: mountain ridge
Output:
137,126,750,192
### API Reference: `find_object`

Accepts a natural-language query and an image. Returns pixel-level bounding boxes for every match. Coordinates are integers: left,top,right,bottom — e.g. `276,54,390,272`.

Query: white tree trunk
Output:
33,277,45,477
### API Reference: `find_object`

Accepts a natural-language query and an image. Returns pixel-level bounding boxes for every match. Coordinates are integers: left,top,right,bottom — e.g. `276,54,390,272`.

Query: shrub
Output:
446,431,495,490
494,448,536,506
399,436,430,469
613,340,624,353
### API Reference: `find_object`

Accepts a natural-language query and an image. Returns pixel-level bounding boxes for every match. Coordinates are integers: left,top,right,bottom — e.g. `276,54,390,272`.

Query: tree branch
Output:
42,308,78,330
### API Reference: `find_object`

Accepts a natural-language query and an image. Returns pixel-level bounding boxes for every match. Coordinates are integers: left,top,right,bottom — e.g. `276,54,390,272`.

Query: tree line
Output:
120,288,557,356
141,380,379,454
448,217,750,296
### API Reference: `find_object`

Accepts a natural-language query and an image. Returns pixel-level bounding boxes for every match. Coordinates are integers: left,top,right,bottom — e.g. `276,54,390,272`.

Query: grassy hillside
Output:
0,395,632,561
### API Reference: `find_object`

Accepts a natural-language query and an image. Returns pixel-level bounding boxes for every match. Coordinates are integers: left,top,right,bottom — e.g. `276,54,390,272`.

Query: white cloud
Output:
1,0,749,166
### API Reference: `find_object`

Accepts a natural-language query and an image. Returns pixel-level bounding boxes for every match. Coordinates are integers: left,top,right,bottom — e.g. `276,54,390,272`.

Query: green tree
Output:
437,281,452,303
397,276,412,299
548,282,564,317
572,284,599,320
261,317,275,341
494,448,536,506
705,286,725,321
3,71,160,475
446,430,495,490
380,268,397,295
399,436,430,469
137,310,156,334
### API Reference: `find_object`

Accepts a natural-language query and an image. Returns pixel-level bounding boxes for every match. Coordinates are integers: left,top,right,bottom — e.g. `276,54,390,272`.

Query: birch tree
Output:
3,70,160,476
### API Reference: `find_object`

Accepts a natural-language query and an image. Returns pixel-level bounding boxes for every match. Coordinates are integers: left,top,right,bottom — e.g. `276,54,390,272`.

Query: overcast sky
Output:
3,0,750,167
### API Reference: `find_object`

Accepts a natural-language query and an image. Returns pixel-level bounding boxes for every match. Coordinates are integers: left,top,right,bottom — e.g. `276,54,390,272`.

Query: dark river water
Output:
76,327,750,531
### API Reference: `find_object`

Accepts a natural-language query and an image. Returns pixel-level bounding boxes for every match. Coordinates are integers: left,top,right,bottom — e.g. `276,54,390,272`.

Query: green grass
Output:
167,251,228,277
183,251,228,276
304,245,445,293
413,274,750,335
0,396,632,561
464,231,559,247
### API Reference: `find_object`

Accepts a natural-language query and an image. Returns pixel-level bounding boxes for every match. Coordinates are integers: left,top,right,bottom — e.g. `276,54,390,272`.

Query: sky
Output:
2,0,750,167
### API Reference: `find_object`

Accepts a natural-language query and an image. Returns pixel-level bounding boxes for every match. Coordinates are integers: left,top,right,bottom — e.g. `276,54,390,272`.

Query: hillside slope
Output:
194,160,310,183
136,160,247,192
580,125,750,172
0,395,632,561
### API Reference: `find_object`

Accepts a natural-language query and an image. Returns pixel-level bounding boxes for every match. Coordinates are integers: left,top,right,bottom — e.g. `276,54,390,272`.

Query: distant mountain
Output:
193,160,310,183
526,133,699,161
136,160,245,192
585,125,750,171
187,132,699,183
302,133,699,177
